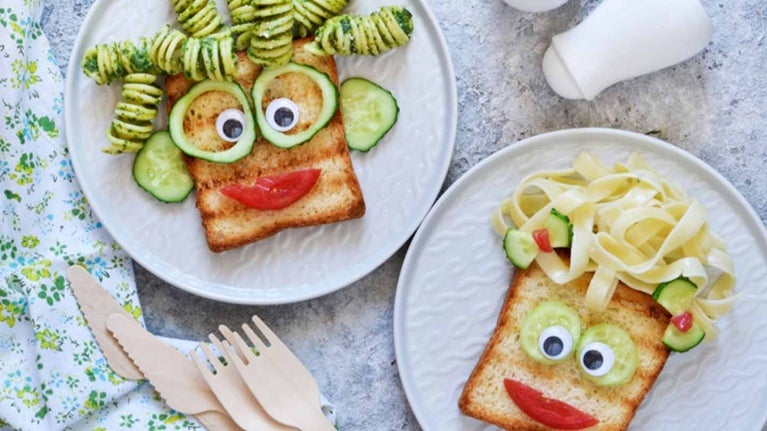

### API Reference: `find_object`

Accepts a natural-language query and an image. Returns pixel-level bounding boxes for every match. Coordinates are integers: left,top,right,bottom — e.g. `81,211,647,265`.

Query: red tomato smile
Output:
219,169,321,210
504,378,599,430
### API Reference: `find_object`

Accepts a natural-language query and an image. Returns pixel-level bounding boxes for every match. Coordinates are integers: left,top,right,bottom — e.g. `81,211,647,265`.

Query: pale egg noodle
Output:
491,152,736,340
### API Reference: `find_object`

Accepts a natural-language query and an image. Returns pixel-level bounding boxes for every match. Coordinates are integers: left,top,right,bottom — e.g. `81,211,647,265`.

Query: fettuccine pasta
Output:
492,152,736,340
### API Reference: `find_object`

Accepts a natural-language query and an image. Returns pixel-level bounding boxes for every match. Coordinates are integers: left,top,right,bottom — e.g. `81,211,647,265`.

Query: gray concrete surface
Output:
44,0,766,429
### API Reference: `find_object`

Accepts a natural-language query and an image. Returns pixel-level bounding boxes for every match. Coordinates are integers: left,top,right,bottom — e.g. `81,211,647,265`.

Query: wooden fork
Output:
219,315,335,431
190,334,295,431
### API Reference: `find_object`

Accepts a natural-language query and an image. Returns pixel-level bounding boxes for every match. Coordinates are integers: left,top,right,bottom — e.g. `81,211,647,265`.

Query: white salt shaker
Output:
502,0,569,13
542,0,713,100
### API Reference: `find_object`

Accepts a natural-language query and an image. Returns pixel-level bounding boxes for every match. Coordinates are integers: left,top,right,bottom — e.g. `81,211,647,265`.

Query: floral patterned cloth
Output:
0,0,208,429
1,2,337,430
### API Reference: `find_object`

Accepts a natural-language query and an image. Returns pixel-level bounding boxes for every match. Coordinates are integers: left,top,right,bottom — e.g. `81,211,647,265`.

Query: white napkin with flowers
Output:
0,1,336,430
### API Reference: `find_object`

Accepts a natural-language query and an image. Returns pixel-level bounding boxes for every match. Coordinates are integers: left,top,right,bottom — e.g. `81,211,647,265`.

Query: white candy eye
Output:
538,326,574,361
216,109,246,142
265,98,299,132
578,342,615,377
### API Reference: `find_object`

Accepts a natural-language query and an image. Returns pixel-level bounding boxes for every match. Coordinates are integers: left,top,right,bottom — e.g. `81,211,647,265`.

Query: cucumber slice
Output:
662,320,705,352
252,62,338,149
576,323,638,386
168,80,256,163
132,131,194,203
503,229,538,269
544,208,573,248
652,277,697,315
520,301,582,365
340,77,399,151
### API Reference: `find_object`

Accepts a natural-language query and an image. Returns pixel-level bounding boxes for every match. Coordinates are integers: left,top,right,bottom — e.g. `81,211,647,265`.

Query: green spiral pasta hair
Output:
103,73,163,154
293,0,349,37
305,6,414,57
81,38,157,85
170,0,224,38
181,31,238,81
149,25,188,75
245,0,295,68
148,25,237,81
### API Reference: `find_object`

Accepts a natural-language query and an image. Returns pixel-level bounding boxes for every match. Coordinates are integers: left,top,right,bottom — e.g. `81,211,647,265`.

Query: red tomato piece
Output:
504,378,599,430
532,228,553,253
671,311,693,333
219,169,321,210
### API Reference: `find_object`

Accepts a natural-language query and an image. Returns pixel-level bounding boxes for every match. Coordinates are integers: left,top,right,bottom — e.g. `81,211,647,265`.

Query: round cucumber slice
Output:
168,80,256,163
251,62,338,149
340,77,399,152
132,131,194,203
576,323,638,386
520,301,582,365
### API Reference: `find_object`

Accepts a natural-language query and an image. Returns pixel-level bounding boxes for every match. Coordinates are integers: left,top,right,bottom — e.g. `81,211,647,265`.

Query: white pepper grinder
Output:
542,0,713,100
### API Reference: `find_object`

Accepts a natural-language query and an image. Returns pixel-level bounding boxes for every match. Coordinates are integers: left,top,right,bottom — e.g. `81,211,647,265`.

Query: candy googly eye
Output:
216,109,247,142
265,98,299,132
578,342,615,377
538,325,575,361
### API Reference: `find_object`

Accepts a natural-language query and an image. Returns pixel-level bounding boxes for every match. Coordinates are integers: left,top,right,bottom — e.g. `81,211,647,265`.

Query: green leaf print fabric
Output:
0,1,201,430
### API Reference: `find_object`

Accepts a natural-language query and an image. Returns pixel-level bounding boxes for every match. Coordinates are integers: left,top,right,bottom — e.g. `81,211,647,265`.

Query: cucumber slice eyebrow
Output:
503,229,538,269
652,277,697,315
340,77,399,152
544,208,573,248
132,131,194,203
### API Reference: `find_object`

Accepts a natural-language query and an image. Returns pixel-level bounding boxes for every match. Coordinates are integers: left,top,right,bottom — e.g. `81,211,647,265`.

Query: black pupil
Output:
543,336,563,357
223,118,243,139
583,350,604,370
274,107,295,127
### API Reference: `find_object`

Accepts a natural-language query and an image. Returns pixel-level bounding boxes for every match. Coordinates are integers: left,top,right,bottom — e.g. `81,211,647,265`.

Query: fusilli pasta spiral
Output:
103,73,163,154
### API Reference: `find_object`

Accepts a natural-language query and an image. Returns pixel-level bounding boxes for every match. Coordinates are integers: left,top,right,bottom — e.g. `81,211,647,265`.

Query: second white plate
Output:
64,0,456,304
394,128,767,430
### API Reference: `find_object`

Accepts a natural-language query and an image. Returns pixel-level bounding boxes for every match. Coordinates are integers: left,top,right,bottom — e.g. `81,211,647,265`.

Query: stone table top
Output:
43,0,766,429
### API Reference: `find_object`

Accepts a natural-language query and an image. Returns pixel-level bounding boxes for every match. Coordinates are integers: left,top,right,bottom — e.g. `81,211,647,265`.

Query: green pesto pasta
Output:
103,73,163,154
81,37,156,85
305,6,414,57
293,0,348,37
181,31,238,81
149,25,188,75
245,0,294,68
170,0,224,38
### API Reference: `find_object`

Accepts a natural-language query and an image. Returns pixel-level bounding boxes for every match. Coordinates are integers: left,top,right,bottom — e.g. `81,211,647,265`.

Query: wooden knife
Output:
66,266,241,431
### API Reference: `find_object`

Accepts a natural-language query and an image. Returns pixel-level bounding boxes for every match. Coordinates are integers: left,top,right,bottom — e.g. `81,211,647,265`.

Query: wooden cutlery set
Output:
66,266,334,431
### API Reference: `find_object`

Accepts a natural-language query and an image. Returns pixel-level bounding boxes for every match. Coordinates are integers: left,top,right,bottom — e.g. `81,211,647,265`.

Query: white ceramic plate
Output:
64,0,456,304
394,128,767,430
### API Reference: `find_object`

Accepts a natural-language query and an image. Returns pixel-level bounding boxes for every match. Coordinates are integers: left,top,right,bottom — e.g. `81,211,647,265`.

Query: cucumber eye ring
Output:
575,323,638,386
520,301,582,365
169,80,257,164
252,62,339,149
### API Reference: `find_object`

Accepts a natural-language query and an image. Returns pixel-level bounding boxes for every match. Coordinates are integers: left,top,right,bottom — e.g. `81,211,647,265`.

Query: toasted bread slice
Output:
166,38,365,252
459,263,670,431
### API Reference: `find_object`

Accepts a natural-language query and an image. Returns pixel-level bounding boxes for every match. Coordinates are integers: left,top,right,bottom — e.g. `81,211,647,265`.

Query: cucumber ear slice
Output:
252,62,339,149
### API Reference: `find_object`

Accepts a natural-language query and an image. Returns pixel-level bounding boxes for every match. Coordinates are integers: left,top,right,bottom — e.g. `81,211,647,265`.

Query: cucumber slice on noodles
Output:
652,277,697,315
133,131,194,203
662,320,705,352
252,62,338,149
340,77,399,151
503,228,538,269
545,208,573,248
